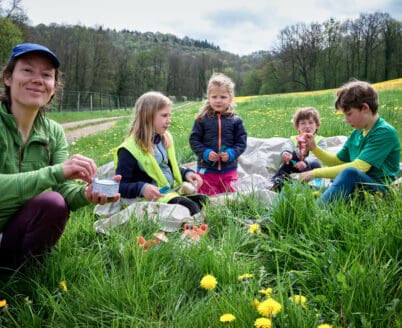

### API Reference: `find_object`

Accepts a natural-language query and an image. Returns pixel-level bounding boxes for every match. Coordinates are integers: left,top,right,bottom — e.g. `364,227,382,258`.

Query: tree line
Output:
0,2,401,110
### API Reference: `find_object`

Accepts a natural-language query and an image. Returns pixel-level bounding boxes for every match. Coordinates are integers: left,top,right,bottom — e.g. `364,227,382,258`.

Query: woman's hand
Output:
63,154,97,184
84,175,122,205
186,172,203,188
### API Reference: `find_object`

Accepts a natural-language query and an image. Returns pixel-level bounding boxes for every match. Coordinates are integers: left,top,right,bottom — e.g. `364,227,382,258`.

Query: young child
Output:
300,80,400,204
115,91,207,216
271,107,326,191
189,73,247,195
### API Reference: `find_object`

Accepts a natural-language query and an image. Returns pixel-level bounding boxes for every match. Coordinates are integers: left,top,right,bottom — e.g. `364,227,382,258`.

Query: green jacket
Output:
0,103,88,232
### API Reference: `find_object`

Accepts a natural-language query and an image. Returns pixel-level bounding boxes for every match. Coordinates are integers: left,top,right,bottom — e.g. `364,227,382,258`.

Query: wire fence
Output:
49,90,137,112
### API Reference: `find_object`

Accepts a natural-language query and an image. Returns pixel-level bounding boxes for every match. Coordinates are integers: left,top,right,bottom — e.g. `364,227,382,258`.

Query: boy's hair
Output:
128,91,173,153
292,107,320,128
196,72,236,120
335,80,378,114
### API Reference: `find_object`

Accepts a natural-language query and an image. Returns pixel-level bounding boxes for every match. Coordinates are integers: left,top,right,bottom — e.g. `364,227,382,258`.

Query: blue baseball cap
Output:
11,43,60,68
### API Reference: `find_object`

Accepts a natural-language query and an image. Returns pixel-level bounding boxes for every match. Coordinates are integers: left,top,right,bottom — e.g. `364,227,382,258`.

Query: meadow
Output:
0,80,401,328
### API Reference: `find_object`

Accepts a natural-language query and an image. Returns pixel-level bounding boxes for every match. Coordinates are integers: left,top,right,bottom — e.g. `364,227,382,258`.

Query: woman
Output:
0,43,120,271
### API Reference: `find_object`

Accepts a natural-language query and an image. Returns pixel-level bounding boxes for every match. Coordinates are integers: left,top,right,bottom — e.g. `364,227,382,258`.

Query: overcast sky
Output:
22,0,401,56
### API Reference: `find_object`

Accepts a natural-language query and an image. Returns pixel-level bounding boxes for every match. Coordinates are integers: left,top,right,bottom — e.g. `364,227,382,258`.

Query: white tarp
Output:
93,135,401,233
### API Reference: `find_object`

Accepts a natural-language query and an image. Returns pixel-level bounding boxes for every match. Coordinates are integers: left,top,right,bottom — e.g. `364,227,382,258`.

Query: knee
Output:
34,192,69,220
309,161,321,170
337,167,360,179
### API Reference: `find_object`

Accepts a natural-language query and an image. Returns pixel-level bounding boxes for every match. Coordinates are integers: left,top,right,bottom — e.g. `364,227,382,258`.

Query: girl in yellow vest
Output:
115,91,207,216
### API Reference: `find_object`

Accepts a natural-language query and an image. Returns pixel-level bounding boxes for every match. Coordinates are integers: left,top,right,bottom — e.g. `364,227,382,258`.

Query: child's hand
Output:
186,172,203,188
294,161,307,171
282,151,292,164
220,152,229,162
304,133,316,151
299,170,313,182
143,184,162,201
208,151,220,162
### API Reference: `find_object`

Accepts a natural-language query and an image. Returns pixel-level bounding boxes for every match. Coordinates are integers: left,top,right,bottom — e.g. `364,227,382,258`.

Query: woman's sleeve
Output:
51,123,87,210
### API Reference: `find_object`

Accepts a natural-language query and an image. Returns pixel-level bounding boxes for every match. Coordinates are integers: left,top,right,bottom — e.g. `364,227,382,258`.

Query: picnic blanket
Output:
93,136,401,234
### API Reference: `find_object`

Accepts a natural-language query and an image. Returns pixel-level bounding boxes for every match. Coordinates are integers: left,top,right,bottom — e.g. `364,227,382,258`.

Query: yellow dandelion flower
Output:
254,317,272,328
220,313,236,323
290,295,307,309
317,324,332,328
257,298,282,317
258,287,273,296
249,223,260,234
312,190,320,197
252,299,260,309
0,299,7,308
59,280,68,292
238,273,253,282
200,274,217,290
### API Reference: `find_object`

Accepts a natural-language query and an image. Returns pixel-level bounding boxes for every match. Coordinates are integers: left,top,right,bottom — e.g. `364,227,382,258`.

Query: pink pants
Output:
197,170,238,196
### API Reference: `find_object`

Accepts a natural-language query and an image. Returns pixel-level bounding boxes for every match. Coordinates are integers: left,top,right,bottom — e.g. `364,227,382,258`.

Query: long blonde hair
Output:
196,73,236,120
128,91,173,153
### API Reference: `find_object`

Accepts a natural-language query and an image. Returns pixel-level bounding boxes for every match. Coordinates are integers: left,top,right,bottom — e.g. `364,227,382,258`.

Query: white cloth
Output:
93,136,351,234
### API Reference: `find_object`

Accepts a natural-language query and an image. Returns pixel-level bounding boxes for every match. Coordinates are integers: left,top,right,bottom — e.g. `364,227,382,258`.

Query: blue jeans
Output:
320,167,387,205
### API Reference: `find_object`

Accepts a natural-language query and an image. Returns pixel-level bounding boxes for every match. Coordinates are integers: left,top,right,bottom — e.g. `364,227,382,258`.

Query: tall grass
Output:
1,82,401,327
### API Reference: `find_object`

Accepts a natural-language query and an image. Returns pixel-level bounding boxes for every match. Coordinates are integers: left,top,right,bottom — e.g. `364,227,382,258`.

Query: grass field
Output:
1,79,401,328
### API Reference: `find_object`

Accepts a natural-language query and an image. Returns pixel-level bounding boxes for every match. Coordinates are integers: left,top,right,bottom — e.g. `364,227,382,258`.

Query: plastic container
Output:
308,178,328,190
92,178,120,197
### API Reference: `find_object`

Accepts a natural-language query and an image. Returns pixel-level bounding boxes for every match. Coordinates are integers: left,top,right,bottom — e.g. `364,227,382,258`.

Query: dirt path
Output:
62,116,128,143
61,102,193,143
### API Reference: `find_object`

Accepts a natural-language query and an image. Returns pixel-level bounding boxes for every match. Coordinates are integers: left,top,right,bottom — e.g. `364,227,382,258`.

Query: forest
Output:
1,0,401,110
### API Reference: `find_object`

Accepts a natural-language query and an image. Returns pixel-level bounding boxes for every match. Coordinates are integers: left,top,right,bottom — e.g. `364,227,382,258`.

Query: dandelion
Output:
252,299,260,309
257,298,282,317
290,294,307,309
249,223,260,234
254,317,272,328
238,273,253,282
258,287,273,296
59,280,68,292
200,274,217,290
317,324,332,328
312,190,320,197
219,313,236,323
0,299,7,308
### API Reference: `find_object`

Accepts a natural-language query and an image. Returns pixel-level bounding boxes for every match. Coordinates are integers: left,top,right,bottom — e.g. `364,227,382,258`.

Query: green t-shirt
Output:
337,117,400,184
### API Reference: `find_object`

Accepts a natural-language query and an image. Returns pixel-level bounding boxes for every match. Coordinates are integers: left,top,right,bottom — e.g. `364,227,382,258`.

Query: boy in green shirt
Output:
300,80,400,204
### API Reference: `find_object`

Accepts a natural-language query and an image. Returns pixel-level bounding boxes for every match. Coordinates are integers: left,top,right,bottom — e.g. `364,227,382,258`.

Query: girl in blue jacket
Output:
189,73,247,195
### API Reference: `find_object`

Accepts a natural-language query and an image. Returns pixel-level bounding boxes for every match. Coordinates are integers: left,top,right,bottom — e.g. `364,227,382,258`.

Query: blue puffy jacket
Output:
189,111,247,173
